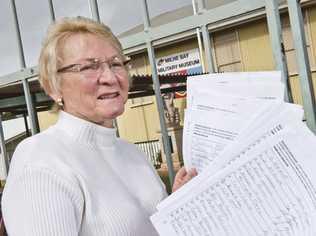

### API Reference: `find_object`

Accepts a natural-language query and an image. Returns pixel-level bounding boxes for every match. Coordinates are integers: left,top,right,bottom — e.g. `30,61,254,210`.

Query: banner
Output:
156,49,202,75
156,49,203,98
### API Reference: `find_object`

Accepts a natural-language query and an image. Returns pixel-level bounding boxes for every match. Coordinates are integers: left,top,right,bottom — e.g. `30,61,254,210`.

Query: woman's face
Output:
55,33,129,127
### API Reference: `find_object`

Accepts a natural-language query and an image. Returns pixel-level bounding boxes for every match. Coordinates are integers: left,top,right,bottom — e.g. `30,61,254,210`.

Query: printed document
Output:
151,71,316,236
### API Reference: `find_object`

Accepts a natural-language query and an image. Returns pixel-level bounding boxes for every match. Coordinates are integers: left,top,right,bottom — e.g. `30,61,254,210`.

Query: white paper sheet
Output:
187,71,284,108
183,92,280,172
158,103,304,211
188,71,282,82
152,122,316,236
151,71,316,236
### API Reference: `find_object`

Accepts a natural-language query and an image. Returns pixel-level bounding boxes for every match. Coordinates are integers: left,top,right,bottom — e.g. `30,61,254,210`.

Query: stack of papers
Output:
151,72,316,236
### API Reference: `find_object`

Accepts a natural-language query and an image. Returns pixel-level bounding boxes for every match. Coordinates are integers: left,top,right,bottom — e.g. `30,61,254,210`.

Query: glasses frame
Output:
57,57,131,78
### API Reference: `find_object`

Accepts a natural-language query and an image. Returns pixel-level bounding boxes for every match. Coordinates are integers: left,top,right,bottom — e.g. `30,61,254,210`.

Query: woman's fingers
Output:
175,167,187,179
172,167,197,193
184,168,198,182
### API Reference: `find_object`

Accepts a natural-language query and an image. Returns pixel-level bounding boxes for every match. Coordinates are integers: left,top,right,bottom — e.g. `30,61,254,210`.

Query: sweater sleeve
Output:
2,166,84,236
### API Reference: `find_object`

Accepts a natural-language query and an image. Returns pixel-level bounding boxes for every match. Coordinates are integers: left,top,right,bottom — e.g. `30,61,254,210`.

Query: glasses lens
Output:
80,62,101,78
60,57,128,79
110,59,126,74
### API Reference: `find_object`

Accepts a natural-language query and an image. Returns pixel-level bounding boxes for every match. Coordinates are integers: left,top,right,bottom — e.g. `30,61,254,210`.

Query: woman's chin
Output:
101,107,125,120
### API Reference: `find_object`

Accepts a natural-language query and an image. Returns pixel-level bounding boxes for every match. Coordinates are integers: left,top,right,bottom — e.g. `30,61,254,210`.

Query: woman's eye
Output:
111,62,124,68
80,63,99,71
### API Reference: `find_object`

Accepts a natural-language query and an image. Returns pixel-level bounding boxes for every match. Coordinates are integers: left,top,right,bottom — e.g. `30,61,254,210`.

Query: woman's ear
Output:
49,92,64,109
49,92,61,103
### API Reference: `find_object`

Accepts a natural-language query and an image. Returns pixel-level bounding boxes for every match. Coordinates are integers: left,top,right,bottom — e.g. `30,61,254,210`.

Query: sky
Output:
0,0,193,77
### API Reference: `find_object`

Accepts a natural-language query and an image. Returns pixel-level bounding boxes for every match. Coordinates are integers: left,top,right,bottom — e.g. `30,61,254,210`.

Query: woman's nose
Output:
98,64,117,84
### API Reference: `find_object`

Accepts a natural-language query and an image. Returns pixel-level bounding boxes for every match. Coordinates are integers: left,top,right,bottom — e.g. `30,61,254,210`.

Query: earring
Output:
57,97,64,107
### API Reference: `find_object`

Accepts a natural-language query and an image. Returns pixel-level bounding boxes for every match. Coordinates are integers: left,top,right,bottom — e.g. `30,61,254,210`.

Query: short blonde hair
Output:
38,16,123,96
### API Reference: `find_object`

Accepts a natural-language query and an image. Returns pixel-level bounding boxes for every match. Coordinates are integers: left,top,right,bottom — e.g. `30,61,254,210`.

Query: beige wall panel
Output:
141,97,161,140
238,20,275,71
117,101,149,142
117,100,143,141
38,111,58,131
289,75,303,105
129,54,151,75
117,97,160,142
312,72,316,103
289,72,316,106
308,6,316,71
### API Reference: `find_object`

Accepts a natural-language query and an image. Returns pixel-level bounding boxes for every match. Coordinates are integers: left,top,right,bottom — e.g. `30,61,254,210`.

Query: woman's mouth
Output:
98,92,119,100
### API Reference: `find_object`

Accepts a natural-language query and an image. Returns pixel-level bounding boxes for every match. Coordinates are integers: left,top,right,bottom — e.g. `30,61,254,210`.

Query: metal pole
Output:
88,0,100,22
9,0,39,135
32,95,40,132
265,0,292,103
196,0,206,12
141,0,150,31
192,0,206,73
48,0,56,22
196,0,215,73
147,43,175,186
0,114,9,180
201,25,215,73
287,0,316,133
23,113,30,137
113,119,120,137
141,0,175,186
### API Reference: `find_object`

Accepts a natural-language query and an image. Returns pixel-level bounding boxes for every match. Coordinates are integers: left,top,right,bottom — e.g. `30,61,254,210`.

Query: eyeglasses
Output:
57,56,130,79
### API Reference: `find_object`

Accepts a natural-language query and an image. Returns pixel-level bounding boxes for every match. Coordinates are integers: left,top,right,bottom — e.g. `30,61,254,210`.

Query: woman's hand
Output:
172,167,197,193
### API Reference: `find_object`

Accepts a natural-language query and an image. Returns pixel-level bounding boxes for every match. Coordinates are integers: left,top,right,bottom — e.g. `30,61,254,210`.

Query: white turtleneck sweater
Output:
2,111,167,236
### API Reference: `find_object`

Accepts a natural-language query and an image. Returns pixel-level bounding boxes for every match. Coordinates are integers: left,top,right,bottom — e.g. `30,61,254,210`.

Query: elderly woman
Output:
1,17,196,235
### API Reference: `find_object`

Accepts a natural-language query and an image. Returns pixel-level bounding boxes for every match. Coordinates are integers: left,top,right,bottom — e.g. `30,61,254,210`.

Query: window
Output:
213,30,242,72
282,11,316,75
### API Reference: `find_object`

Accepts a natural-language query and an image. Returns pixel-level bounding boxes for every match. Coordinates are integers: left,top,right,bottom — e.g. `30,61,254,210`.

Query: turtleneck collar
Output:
55,111,117,148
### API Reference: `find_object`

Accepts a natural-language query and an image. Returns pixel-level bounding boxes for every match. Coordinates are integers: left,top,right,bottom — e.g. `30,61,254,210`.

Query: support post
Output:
192,0,206,73
141,0,175,186
265,0,292,102
9,0,39,135
48,0,56,21
88,0,101,22
0,114,9,180
201,25,215,73
113,119,120,138
287,0,316,132
196,0,215,73
23,113,30,137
